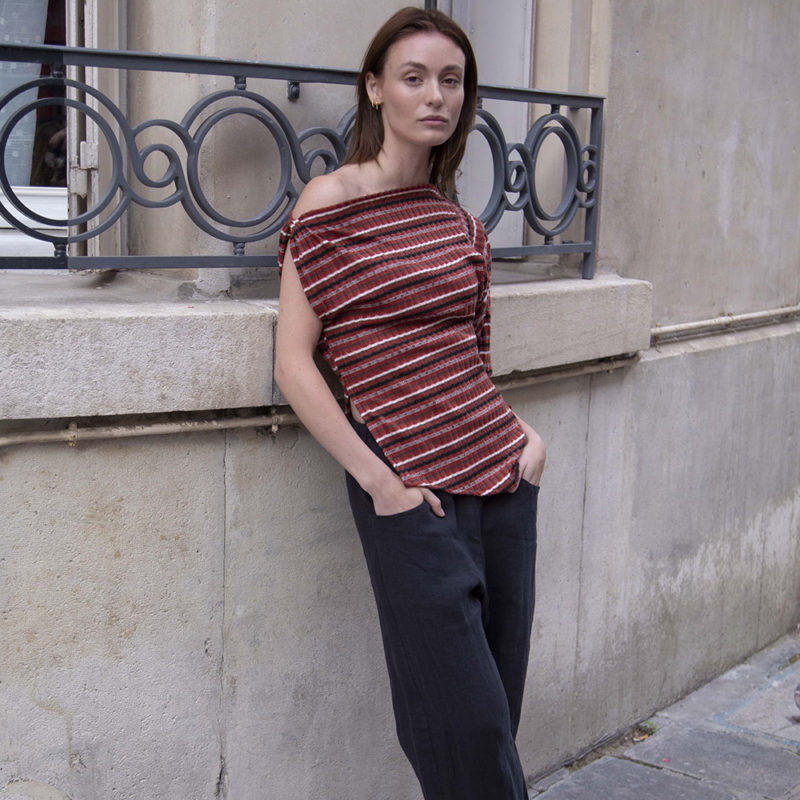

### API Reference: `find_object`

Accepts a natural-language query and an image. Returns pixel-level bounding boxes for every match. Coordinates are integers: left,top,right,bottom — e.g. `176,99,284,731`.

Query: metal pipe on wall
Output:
0,355,638,450
651,304,800,345
4,301,799,451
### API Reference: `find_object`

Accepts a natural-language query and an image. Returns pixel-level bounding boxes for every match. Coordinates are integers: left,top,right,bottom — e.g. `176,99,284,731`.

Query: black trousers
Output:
346,421,538,800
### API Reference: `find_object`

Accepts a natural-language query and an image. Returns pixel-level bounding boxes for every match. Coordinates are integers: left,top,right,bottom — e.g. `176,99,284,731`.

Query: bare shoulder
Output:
293,168,362,218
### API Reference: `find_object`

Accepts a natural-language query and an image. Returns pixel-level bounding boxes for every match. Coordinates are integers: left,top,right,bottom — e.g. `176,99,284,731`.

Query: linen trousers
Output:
346,421,538,800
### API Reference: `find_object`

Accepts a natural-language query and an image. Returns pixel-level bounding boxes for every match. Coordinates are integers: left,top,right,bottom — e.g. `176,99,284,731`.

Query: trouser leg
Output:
481,482,538,736
346,473,531,800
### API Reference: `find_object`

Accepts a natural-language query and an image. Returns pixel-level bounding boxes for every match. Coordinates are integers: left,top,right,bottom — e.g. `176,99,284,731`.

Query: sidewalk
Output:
530,631,800,800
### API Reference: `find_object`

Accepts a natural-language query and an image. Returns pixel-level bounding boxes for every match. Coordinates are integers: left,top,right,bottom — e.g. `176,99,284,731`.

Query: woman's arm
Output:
274,182,444,516
472,213,545,488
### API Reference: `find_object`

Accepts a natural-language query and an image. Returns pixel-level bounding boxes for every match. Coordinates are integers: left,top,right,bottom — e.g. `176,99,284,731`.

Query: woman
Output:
275,7,545,799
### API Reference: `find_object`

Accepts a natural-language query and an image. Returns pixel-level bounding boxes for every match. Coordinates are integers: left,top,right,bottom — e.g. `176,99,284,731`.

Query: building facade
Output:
1,1,799,798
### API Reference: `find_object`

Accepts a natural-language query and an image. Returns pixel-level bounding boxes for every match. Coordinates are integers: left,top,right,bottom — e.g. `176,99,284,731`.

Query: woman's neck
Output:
336,142,434,200
368,143,431,191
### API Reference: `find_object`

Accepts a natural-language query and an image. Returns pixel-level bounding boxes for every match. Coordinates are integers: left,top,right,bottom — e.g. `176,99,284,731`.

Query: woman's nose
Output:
426,81,444,105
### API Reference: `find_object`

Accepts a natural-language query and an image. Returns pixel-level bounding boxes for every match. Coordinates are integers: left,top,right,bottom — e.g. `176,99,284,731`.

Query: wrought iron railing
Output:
0,43,602,278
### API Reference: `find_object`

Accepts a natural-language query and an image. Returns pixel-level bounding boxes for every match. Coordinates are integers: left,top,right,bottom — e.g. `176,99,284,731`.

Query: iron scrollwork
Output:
0,46,601,276
0,75,355,246
472,107,597,241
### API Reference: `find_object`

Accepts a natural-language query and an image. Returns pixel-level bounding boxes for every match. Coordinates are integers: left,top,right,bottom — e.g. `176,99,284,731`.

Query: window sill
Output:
490,274,653,375
0,272,652,421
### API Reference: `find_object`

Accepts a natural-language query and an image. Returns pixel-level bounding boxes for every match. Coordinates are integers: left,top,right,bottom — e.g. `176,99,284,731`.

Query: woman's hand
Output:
515,418,546,487
368,473,445,517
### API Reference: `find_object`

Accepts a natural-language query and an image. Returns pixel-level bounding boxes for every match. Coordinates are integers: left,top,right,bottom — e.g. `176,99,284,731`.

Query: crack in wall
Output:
215,431,229,800
570,373,594,742
215,754,228,800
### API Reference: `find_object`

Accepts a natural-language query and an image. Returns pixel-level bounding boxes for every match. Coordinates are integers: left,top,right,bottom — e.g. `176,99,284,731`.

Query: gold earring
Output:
372,100,381,111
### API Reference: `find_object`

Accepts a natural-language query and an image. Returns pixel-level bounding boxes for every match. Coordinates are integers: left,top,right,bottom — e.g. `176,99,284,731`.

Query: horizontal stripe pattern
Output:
279,184,525,495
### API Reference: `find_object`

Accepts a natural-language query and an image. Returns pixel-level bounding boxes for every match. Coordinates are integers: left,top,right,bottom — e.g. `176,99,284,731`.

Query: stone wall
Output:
600,0,800,324
2,320,798,798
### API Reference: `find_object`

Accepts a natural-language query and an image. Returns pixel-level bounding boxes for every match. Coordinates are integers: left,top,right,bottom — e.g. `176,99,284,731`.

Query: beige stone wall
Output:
3,321,798,798
0,433,227,800
600,0,800,324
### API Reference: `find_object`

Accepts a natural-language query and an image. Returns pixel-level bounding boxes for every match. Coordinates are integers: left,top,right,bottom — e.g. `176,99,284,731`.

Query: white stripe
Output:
346,336,471,390
356,354,485,417
326,280,476,333
304,232,464,293
397,408,517,465
341,320,443,358
304,236,463,295
417,431,527,485
391,414,515,467
300,212,458,264
328,211,454,244
378,385,496,437
366,365,476,413
324,257,470,319
309,194,449,230
482,471,513,494
307,187,442,225
305,214,450,264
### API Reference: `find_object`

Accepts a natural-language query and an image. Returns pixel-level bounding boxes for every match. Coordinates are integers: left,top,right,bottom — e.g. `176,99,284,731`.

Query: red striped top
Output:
279,184,526,495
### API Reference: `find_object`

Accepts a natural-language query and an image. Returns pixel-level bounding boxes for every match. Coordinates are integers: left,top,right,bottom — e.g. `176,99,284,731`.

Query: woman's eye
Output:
405,75,422,84
442,76,462,88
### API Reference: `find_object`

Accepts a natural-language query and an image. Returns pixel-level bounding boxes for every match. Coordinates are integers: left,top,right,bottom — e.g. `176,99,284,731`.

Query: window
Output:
0,0,67,255
0,0,66,186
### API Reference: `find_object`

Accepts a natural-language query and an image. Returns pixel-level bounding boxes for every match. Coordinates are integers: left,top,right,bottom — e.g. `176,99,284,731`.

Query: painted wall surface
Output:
2,323,798,798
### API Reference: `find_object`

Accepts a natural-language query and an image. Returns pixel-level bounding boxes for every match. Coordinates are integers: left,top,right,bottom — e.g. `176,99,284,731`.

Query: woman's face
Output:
367,31,466,152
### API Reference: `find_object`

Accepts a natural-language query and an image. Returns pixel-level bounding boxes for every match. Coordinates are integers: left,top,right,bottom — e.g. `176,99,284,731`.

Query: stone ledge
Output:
490,274,653,375
0,298,279,420
0,274,652,420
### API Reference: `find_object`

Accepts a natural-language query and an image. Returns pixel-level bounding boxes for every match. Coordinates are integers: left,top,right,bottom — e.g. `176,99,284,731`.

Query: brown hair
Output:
343,7,478,201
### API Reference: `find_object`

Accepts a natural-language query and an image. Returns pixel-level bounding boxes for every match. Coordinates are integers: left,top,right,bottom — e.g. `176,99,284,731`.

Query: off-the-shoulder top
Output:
279,184,525,495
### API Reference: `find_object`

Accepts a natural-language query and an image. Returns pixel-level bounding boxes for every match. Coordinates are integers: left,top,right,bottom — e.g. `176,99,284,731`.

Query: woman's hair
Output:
343,7,478,201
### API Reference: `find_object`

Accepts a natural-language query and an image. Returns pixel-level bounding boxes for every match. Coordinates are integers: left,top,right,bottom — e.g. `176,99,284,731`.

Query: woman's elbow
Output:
273,354,292,395
274,347,314,397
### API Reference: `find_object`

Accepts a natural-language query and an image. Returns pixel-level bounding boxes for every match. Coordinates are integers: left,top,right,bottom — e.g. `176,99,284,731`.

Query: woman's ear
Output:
365,72,381,106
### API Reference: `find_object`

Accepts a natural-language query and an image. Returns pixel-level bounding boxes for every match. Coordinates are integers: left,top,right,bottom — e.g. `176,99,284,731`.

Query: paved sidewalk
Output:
530,631,800,800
